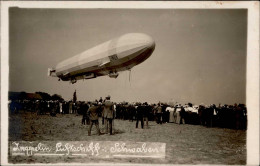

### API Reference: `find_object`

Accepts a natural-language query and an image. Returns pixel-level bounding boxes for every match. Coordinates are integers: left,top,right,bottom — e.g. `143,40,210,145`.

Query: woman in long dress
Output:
166,106,175,123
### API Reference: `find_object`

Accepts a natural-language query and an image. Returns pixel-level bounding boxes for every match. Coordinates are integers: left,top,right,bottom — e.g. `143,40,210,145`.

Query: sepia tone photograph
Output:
1,1,259,165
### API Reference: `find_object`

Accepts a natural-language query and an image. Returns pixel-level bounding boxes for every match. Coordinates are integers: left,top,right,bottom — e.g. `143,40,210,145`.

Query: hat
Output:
106,95,111,99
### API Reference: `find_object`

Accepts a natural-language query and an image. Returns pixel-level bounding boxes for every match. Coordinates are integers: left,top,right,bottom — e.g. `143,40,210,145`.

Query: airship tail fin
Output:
48,68,57,77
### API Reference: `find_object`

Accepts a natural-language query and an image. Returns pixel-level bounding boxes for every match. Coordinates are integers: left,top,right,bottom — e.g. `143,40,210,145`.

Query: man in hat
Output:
88,102,100,136
103,95,115,135
136,103,144,129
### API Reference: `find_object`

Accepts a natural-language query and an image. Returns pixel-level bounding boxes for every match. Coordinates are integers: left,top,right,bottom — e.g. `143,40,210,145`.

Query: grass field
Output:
9,112,246,164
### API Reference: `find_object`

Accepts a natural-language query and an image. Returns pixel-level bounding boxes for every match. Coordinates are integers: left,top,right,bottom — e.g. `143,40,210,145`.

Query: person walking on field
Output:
103,95,115,135
88,102,101,136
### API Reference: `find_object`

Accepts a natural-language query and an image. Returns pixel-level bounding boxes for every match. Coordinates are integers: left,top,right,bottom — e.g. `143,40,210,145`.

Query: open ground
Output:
9,112,246,164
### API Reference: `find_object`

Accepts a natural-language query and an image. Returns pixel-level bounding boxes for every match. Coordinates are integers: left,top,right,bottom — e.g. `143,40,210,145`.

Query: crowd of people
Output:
9,96,247,136
113,102,247,130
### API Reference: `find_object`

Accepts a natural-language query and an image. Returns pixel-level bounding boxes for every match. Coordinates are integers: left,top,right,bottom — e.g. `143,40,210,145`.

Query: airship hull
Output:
49,33,155,83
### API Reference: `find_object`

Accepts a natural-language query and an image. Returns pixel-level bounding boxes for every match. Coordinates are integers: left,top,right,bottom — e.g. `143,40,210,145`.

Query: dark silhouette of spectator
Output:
82,103,89,125
136,104,144,128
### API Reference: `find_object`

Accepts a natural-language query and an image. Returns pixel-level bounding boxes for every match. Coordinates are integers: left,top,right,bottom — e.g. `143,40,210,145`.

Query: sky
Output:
9,8,247,105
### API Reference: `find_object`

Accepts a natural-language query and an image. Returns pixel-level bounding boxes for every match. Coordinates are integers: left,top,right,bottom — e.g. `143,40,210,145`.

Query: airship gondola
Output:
48,33,155,84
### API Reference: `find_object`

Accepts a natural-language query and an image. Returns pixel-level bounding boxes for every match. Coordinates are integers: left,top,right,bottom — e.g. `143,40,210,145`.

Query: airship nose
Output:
144,35,155,49
117,33,155,50
134,33,155,48
116,33,155,59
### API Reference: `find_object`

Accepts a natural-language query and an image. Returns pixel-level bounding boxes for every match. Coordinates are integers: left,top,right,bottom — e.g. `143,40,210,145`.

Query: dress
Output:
166,107,175,123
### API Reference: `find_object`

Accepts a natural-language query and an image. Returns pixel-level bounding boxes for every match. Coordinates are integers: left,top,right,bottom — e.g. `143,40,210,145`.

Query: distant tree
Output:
51,94,64,101
35,92,52,101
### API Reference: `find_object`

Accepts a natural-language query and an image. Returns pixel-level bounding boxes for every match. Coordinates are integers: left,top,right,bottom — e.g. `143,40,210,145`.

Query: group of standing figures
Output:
82,101,187,135
133,103,185,128
9,98,247,133
110,102,247,130
82,96,115,136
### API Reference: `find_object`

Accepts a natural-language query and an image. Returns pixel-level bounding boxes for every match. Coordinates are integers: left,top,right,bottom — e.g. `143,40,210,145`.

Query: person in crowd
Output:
209,105,215,127
50,101,57,117
234,104,247,130
103,95,115,135
198,105,205,125
82,103,89,125
120,104,126,120
128,104,136,122
59,102,63,114
179,106,186,124
69,101,73,114
143,102,149,128
96,102,103,118
116,103,122,119
10,100,16,114
166,107,170,123
101,107,105,125
72,102,77,114
38,101,46,115
88,102,101,136
156,103,162,124
204,105,214,127
62,102,66,114
136,103,144,129
99,97,103,103
161,104,167,123
47,101,51,113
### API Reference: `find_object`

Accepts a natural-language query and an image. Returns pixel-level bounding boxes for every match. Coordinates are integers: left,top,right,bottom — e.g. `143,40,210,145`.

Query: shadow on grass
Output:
113,129,125,134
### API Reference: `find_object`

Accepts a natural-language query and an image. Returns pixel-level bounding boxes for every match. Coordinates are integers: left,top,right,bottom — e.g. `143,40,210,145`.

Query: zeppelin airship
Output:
48,33,155,84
